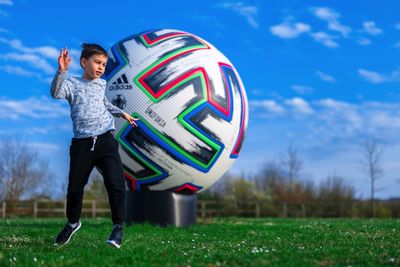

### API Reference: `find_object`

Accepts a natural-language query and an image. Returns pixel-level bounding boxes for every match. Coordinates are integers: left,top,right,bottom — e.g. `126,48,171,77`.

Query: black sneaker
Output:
54,221,81,245
107,224,123,249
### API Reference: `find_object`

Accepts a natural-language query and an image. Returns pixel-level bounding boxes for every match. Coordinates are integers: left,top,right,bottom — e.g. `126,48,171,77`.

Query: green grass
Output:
0,218,399,267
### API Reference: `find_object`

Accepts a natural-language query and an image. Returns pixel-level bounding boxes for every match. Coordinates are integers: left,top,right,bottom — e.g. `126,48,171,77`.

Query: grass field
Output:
0,217,399,267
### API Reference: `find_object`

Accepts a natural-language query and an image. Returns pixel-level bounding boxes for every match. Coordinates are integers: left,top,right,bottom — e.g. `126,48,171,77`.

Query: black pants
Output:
67,130,126,225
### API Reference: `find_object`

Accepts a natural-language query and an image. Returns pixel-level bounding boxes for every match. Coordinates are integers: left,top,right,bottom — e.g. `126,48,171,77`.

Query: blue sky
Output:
1,0,400,198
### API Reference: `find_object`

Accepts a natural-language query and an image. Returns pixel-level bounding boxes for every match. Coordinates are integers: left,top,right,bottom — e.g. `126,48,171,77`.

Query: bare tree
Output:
0,136,50,202
280,144,303,183
360,137,384,218
258,159,313,206
317,175,356,203
257,161,286,201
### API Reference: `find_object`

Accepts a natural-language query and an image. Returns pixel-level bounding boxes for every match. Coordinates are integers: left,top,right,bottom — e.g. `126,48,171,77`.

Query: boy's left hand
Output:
122,112,139,127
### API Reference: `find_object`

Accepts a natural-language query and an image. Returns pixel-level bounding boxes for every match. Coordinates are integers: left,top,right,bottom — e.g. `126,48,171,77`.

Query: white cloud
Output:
358,68,400,84
369,110,400,130
252,97,400,142
311,7,351,37
363,21,382,36
318,98,352,110
0,65,40,78
0,37,81,77
250,100,285,114
316,71,335,82
310,31,338,48
221,2,258,28
357,37,371,46
291,85,314,94
285,97,314,115
0,0,13,5
270,14,342,48
358,69,386,83
0,65,51,83
27,46,59,59
316,98,363,132
321,99,358,131
270,21,311,39
0,37,61,58
0,96,69,120
0,52,55,74
316,100,400,138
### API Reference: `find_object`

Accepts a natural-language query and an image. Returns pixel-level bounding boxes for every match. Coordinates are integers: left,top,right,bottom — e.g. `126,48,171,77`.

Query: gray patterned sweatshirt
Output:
50,70,124,138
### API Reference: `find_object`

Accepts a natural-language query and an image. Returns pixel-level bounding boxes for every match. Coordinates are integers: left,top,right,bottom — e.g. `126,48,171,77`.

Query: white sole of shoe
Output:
106,240,121,249
54,222,81,246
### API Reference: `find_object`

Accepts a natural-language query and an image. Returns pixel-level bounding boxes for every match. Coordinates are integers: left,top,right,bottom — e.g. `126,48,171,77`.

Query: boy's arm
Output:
103,96,139,127
50,70,72,99
51,48,73,100
103,96,124,117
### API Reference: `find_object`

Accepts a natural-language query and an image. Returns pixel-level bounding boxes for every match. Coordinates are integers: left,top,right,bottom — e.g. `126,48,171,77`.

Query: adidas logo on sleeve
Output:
109,74,133,90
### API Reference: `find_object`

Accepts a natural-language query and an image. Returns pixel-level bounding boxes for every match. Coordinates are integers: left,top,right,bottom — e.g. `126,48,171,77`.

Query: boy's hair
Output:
80,43,108,61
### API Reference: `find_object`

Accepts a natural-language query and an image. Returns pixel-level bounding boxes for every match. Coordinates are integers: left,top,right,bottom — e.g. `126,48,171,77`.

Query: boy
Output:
51,43,137,248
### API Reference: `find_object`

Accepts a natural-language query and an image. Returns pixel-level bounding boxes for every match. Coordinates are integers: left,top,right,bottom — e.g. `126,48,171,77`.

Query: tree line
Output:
0,136,398,217
200,142,396,217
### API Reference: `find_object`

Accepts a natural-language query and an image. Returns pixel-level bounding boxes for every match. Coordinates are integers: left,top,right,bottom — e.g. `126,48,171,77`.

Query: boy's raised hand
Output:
58,48,72,72
122,112,140,127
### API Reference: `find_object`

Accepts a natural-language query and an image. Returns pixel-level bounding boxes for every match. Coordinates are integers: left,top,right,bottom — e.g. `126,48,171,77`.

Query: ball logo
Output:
109,74,133,90
104,29,248,193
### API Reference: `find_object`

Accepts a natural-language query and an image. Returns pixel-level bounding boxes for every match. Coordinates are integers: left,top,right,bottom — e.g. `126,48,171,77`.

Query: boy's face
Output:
81,54,108,80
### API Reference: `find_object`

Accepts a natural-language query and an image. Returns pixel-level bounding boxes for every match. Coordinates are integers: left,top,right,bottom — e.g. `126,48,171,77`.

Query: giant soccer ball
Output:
104,29,248,193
